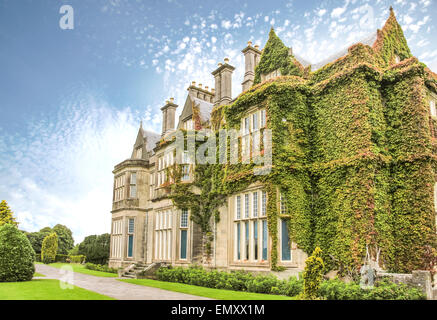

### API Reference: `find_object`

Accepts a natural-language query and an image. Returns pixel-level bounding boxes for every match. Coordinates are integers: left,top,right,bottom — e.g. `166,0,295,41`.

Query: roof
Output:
141,129,161,152
192,96,213,123
310,32,377,71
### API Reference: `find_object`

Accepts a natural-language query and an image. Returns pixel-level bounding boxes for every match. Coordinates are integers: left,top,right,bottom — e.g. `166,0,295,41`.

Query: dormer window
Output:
430,99,436,118
395,55,400,64
184,119,194,130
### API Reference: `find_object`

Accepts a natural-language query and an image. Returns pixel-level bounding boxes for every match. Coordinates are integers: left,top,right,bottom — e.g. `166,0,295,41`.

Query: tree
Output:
302,247,325,300
78,233,110,265
0,200,18,227
52,224,74,254
25,227,52,254
41,232,58,264
0,224,35,282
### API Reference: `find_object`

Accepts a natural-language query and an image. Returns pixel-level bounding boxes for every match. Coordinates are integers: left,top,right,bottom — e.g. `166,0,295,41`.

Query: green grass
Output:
48,263,118,278
119,279,296,300
0,279,114,300
33,272,45,277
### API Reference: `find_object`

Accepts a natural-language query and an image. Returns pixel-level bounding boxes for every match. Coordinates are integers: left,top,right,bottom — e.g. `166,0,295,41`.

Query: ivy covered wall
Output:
169,9,437,273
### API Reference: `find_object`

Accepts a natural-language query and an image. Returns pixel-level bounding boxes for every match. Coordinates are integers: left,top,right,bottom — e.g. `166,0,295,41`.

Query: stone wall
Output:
377,270,433,299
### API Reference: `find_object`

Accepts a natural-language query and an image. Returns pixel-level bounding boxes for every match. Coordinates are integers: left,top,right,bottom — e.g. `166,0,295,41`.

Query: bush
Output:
0,224,35,282
85,262,118,274
41,232,58,264
319,278,425,300
70,255,86,264
302,247,325,299
156,265,302,296
55,254,68,262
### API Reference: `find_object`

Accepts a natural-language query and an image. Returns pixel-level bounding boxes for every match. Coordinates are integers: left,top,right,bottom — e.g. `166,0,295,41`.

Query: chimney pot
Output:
211,88,215,93
192,81,196,86
170,97,174,102
248,41,252,46
224,57,229,63
254,45,259,49
218,62,222,67
199,83,202,88
205,86,209,90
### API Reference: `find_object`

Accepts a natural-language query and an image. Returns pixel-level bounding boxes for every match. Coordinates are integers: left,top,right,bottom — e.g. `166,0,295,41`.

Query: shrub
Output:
319,278,425,300
69,255,86,264
302,247,325,299
55,254,68,263
85,262,118,274
41,232,58,264
156,265,303,296
0,223,35,282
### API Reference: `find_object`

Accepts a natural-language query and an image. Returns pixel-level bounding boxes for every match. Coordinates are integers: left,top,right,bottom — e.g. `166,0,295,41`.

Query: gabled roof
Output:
141,128,160,152
177,94,213,128
192,96,213,123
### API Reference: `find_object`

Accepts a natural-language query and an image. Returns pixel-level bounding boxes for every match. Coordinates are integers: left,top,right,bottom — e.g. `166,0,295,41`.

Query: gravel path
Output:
35,264,211,300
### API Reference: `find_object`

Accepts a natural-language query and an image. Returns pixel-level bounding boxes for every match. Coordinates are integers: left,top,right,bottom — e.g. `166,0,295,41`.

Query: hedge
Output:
156,266,426,300
85,263,118,274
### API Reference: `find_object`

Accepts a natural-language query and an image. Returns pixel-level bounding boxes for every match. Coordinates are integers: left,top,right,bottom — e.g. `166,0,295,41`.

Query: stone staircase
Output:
119,262,166,279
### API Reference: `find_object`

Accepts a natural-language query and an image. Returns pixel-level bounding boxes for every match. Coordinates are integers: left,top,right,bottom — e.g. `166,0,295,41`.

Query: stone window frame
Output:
114,173,125,202
233,189,268,263
240,107,267,162
155,210,173,261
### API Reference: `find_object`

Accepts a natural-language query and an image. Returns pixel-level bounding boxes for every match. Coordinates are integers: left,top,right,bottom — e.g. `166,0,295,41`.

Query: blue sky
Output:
0,0,436,243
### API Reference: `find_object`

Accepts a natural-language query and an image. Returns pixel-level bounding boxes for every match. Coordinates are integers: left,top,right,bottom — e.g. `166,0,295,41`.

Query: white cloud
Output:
0,93,156,243
221,20,232,29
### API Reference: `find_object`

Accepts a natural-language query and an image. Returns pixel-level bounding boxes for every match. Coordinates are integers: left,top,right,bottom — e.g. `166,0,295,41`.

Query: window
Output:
111,219,123,258
236,222,241,260
184,119,194,130
261,191,267,216
234,190,267,262
244,194,249,218
127,218,134,258
280,192,287,214
129,173,137,198
253,220,258,260
245,222,249,260
281,219,291,261
252,112,259,131
253,191,258,217
262,220,268,260
244,117,250,135
431,99,436,118
155,211,172,260
182,151,190,181
114,174,125,202
180,209,188,260
395,55,400,64
260,109,266,128
236,195,241,219
181,209,188,228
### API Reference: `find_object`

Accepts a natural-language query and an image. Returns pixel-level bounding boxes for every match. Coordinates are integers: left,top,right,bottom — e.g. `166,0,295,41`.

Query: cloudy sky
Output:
0,0,436,243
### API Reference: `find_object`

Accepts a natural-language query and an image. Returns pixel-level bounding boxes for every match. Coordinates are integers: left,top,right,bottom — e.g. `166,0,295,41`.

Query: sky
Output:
0,0,436,243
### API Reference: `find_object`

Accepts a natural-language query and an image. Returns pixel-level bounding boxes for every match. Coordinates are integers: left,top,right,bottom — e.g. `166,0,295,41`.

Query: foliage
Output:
52,224,74,255
85,262,118,274
68,244,80,256
41,232,58,264
25,224,74,255
319,278,425,300
69,255,86,264
156,265,303,296
253,28,304,85
167,9,436,274
0,223,35,282
0,200,18,227
302,247,325,299
78,233,110,265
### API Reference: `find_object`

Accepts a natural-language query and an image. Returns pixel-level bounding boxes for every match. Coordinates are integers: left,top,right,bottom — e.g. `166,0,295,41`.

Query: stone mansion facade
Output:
109,9,437,275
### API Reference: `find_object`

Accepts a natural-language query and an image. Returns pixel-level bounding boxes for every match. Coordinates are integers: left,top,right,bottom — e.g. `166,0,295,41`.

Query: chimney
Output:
161,98,178,136
212,58,235,107
187,81,214,102
241,41,262,92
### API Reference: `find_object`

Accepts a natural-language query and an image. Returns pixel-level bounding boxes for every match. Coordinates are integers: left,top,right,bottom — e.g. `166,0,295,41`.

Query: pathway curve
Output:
35,264,211,300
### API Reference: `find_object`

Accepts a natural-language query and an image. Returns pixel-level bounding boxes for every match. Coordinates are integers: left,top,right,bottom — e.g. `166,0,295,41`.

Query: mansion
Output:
109,9,437,275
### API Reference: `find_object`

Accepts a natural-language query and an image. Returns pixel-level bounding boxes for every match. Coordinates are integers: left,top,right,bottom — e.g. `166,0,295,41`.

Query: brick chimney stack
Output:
241,41,261,92
161,98,178,136
212,58,235,107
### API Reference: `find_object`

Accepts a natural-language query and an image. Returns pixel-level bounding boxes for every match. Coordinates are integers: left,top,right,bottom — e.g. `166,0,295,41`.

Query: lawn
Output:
119,279,296,300
0,279,114,300
48,263,118,278
33,272,45,277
